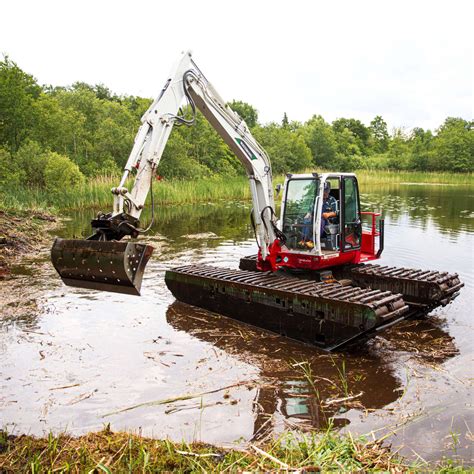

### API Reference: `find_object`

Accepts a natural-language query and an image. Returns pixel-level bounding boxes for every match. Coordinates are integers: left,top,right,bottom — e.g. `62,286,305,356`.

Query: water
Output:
1,184,473,462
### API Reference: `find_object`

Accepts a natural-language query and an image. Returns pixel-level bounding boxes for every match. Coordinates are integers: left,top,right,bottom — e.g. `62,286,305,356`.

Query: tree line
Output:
0,56,472,191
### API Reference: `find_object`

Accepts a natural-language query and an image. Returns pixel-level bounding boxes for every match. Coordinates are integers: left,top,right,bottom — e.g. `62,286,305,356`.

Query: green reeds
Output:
1,171,472,213
0,175,251,213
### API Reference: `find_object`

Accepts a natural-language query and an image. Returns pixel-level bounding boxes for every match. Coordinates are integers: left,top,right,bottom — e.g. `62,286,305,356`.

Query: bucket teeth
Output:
51,238,154,296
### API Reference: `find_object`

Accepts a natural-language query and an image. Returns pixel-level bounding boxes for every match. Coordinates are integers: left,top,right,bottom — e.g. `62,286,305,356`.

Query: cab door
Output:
341,176,362,251
281,177,318,251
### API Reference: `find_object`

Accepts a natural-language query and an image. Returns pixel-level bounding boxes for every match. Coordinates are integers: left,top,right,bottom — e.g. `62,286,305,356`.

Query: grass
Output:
353,169,474,185
1,170,472,213
0,175,251,213
0,426,410,472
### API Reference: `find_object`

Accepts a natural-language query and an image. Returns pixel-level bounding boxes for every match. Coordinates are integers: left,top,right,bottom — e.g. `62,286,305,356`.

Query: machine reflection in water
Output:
165,300,456,442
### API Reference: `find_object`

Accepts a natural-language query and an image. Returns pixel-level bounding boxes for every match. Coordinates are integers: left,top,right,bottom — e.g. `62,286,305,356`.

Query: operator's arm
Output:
322,197,338,220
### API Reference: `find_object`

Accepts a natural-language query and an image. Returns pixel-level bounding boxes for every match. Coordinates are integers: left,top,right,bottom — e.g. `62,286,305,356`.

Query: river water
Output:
1,183,473,463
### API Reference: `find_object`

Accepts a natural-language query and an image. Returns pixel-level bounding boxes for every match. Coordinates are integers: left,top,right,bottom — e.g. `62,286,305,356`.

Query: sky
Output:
1,0,472,132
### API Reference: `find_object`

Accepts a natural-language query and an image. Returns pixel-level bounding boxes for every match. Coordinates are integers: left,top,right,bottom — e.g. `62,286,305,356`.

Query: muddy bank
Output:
0,210,58,326
0,210,57,278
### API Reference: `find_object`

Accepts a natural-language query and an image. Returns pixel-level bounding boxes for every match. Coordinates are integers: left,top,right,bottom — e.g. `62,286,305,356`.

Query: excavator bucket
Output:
51,238,154,296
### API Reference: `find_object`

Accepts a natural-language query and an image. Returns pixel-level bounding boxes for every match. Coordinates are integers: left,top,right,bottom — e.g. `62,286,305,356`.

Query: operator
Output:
321,181,337,237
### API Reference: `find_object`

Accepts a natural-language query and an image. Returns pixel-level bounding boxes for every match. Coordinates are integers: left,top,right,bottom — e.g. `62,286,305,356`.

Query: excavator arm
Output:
51,51,279,295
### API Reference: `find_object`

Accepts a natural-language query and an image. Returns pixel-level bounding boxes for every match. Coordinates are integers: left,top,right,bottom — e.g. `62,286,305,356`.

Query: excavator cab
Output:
280,173,363,255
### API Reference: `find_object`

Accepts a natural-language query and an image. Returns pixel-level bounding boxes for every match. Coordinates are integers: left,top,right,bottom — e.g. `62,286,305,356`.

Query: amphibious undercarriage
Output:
164,256,463,350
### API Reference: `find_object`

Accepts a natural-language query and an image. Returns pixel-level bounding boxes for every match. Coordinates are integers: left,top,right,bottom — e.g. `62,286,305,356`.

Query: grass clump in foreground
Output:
0,426,410,473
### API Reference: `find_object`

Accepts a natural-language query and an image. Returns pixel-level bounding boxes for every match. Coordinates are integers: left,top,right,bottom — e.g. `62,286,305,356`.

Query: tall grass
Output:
353,169,474,185
1,170,472,213
0,175,251,213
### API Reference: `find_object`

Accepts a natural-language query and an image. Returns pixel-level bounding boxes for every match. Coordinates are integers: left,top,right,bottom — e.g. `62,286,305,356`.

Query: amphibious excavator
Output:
51,51,463,350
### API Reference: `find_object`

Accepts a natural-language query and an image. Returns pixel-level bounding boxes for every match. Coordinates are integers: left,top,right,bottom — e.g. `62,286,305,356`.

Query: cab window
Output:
342,177,361,250
282,178,318,250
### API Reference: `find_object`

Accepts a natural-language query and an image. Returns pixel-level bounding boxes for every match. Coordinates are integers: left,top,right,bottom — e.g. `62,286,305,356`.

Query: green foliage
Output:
44,152,85,192
252,123,312,174
301,115,338,168
0,146,22,186
0,55,472,196
369,115,389,153
431,118,473,172
0,56,41,151
332,117,370,155
228,100,258,128
15,140,50,187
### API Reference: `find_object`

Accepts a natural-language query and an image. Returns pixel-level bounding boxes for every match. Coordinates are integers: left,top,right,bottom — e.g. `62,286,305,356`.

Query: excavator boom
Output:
51,51,277,295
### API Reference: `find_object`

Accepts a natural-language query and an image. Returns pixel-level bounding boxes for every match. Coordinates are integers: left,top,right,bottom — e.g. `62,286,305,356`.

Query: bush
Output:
44,152,85,192
0,146,23,186
15,140,49,186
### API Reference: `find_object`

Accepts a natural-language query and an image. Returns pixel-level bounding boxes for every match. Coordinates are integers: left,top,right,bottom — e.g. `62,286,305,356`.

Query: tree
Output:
387,128,410,169
408,127,433,170
282,112,289,128
0,56,41,151
301,115,338,168
332,118,370,154
228,100,258,128
431,118,473,172
252,123,312,174
369,116,389,153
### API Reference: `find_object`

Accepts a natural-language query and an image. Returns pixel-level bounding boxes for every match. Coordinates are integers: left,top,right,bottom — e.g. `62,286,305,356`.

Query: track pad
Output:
51,238,154,296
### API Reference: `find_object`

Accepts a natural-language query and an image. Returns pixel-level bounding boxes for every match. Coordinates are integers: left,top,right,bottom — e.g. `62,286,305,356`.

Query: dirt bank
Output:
0,210,57,278
0,210,59,326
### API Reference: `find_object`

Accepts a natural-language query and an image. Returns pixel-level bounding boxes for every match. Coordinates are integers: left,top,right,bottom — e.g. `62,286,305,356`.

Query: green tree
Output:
252,123,312,174
158,132,210,178
0,146,22,186
0,56,41,151
431,118,473,172
334,128,363,171
228,100,258,128
387,128,410,169
301,115,338,168
177,110,240,176
369,115,389,153
332,118,370,154
282,112,289,128
408,127,433,170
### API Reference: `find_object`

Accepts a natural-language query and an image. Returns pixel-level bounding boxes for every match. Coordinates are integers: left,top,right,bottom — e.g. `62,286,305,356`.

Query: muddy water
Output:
1,184,473,462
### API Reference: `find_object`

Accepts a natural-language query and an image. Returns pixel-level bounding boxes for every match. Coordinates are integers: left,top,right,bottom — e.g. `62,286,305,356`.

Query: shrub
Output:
0,146,24,186
44,152,85,192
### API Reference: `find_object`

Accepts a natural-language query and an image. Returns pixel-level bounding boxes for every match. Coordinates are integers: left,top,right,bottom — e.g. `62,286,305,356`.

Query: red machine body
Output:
256,173,384,274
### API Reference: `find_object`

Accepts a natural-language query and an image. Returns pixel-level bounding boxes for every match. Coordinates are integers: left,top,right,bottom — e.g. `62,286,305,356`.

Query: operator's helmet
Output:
324,181,331,193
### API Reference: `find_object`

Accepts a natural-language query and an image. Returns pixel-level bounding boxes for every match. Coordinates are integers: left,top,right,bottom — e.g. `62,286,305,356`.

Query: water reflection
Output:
361,184,473,236
166,300,456,440
60,184,473,250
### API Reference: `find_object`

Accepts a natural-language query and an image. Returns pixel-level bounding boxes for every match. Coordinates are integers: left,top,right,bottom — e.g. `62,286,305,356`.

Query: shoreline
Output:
1,170,472,214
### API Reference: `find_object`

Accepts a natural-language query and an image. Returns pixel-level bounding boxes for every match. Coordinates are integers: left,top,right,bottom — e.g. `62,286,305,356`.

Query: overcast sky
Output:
2,0,472,131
